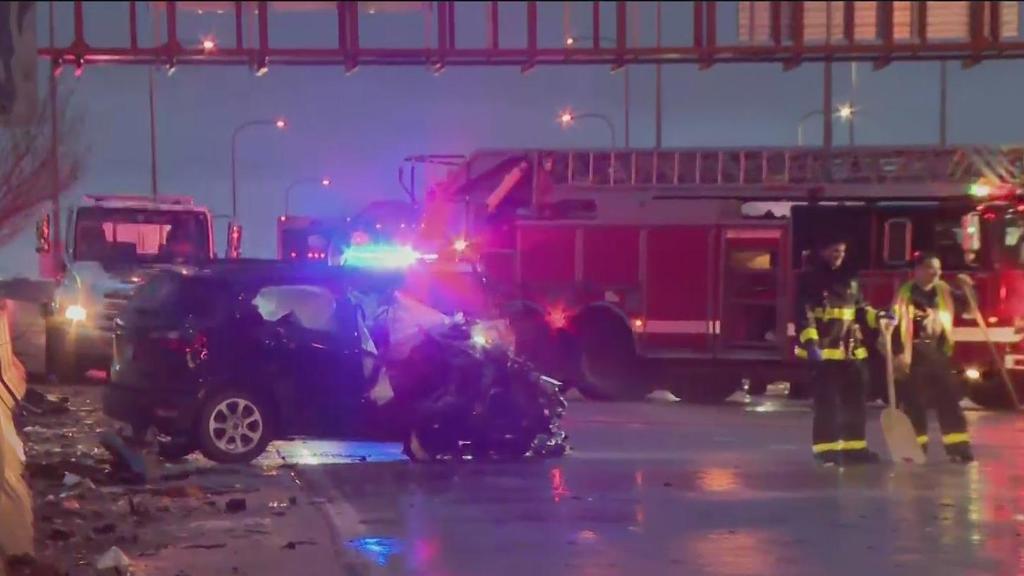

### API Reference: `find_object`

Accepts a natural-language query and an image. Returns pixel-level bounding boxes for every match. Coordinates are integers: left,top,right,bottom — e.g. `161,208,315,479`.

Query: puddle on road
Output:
272,440,406,466
347,536,404,567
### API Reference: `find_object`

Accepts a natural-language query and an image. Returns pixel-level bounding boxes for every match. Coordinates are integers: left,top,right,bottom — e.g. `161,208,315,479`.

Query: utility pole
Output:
848,62,856,146
46,0,60,278
148,4,160,197
655,1,663,148
148,68,159,198
939,61,948,147
823,61,833,179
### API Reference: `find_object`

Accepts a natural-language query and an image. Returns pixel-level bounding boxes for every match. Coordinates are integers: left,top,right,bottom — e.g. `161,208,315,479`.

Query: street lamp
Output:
558,109,618,147
796,104,856,146
230,118,286,220
284,177,332,216
566,34,630,148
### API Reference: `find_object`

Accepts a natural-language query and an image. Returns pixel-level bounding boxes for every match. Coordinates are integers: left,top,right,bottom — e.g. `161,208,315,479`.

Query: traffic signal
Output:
35,214,51,254
226,222,243,259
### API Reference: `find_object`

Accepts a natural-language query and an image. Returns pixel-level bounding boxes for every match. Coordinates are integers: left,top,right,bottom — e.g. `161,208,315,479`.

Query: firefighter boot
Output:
840,448,881,466
814,451,841,467
946,443,975,464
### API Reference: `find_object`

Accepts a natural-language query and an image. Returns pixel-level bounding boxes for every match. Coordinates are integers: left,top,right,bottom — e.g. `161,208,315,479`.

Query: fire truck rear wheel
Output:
45,325,82,384
966,381,1017,411
573,311,646,401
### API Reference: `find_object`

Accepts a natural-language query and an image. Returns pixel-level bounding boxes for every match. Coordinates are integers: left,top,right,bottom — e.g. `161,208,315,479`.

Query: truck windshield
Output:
74,207,211,265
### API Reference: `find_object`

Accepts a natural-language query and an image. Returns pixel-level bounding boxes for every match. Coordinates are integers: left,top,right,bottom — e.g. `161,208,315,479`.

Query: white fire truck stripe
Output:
952,327,1022,343
642,320,713,334
1006,355,1024,371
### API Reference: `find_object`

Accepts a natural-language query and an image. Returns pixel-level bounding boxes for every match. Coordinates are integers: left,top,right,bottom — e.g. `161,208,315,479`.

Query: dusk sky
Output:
4,1,1024,276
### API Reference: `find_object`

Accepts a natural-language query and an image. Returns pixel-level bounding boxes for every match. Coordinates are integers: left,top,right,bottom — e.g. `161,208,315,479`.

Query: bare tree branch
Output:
0,88,81,248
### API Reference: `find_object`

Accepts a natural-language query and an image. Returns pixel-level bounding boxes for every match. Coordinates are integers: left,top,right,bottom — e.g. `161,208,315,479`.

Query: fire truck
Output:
410,146,1024,408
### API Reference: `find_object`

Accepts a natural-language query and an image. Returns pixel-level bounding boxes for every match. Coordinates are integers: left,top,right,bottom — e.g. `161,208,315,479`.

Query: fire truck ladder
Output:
443,146,1024,204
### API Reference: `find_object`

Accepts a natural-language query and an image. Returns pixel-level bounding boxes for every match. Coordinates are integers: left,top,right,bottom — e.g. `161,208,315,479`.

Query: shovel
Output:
959,276,1021,410
879,319,926,464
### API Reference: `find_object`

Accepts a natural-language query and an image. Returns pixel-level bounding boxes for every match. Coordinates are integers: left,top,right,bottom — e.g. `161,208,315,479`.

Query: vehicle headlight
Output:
64,304,87,322
470,320,514,349
964,367,982,381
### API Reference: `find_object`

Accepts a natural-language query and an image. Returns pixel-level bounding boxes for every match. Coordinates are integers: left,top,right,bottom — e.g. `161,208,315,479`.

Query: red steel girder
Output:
39,0,1024,69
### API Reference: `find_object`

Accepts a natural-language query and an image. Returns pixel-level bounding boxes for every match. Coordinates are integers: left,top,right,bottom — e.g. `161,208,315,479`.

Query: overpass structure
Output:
36,1,1024,71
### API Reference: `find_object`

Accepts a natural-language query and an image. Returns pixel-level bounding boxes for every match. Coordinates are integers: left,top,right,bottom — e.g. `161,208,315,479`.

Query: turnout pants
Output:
812,360,869,456
898,344,969,453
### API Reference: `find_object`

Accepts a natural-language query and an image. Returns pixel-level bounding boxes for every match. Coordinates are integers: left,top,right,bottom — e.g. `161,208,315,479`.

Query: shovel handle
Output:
878,318,898,407
962,283,1021,410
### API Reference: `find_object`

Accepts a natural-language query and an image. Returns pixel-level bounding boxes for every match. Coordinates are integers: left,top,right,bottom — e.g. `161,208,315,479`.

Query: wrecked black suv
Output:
102,261,401,463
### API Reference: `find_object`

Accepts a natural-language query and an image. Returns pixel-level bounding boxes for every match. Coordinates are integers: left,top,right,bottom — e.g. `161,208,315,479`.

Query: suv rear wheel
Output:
196,390,274,464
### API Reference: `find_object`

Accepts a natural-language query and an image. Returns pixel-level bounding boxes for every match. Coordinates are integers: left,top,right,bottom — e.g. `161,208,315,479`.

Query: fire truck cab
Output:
414,146,1024,407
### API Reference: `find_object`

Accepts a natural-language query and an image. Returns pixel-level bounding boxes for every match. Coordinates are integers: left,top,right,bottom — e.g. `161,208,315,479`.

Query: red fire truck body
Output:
416,146,1024,406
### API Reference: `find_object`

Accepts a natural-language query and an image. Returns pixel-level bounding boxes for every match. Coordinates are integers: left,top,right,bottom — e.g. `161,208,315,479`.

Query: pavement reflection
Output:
276,398,1024,575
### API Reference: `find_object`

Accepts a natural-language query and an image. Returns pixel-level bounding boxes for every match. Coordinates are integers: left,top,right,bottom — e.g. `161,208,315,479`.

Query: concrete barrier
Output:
0,300,33,565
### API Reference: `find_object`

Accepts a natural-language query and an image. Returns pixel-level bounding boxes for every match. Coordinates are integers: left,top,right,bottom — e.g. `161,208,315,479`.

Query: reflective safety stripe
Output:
794,347,870,360
799,327,819,344
942,432,970,445
812,442,842,454
813,307,856,321
821,349,847,360
866,308,879,329
840,440,868,451
917,435,929,445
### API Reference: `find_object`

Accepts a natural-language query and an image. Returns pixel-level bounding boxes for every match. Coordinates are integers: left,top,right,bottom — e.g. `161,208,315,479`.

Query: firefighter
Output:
795,236,882,466
891,252,974,463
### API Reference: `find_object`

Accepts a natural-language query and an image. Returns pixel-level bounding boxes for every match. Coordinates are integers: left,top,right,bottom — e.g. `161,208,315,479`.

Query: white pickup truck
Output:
39,195,215,382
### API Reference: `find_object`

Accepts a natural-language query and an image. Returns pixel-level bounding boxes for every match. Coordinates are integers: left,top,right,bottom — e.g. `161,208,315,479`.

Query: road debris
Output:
95,546,131,573
224,498,247,514
19,385,318,574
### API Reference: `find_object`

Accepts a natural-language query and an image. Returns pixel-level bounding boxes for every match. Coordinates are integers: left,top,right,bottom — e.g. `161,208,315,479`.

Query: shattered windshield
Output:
74,207,211,266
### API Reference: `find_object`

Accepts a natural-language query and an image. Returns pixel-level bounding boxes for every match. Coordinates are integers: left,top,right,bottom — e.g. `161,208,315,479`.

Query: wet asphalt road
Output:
274,392,1024,576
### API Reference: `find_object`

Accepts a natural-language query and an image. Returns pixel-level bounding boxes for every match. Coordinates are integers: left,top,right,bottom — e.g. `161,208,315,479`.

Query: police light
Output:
969,183,993,199
342,244,420,269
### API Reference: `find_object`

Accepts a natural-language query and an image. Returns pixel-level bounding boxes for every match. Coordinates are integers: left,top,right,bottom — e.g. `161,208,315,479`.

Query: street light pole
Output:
230,118,286,220
284,178,331,216
567,34,627,147
797,110,824,146
559,111,618,147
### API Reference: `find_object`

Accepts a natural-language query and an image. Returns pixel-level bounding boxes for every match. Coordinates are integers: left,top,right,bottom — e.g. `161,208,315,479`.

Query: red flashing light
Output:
546,307,569,330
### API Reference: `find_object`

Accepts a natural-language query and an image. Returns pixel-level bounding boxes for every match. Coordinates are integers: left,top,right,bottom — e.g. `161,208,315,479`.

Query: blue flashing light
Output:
342,243,421,269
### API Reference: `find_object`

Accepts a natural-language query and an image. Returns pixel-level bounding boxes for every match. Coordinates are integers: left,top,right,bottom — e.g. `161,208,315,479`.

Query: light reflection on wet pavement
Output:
273,395,1024,576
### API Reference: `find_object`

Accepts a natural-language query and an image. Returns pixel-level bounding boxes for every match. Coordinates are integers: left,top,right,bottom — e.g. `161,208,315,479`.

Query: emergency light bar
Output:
341,244,423,269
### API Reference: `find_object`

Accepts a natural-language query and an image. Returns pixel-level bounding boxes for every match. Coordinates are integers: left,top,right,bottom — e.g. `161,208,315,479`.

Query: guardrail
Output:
0,299,33,564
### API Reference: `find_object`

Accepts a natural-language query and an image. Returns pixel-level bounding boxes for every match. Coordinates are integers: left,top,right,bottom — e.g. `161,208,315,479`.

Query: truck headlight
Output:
964,367,982,381
64,304,87,322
